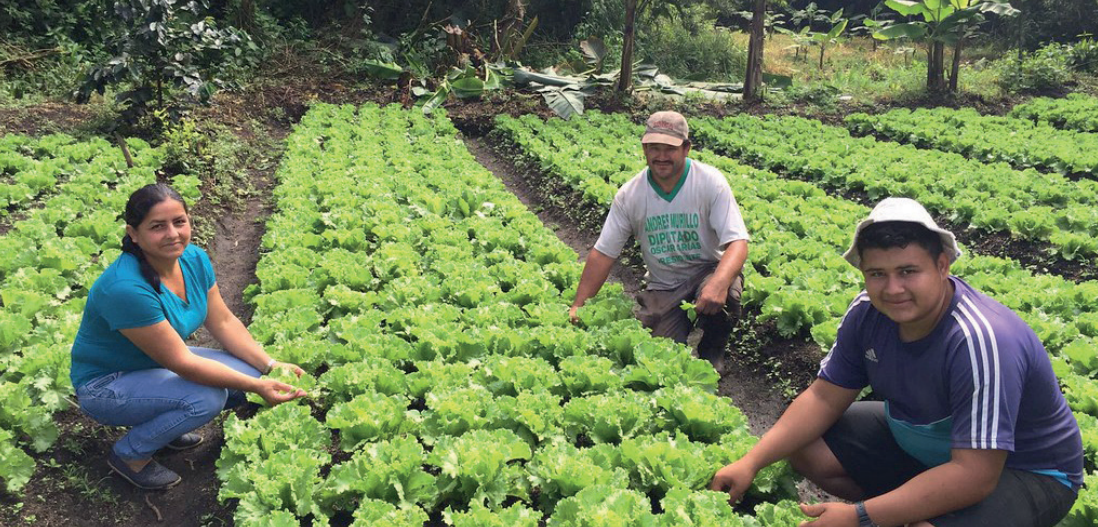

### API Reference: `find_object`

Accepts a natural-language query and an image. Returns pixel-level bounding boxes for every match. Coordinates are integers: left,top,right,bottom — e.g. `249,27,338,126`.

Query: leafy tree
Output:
76,0,254,126
777,2,837,62
874,0,1018,92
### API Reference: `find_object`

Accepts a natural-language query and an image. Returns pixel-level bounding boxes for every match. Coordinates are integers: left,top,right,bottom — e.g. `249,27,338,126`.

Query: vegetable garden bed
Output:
2,100,1098,526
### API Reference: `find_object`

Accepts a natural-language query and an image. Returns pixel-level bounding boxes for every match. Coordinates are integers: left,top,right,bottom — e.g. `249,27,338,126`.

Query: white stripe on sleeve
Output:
964,296,1002,449
951,309,982,448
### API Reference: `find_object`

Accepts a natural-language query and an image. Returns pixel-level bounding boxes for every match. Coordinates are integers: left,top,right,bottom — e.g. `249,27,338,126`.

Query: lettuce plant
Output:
658,488,747,527
445,502,543,527
562,390,664,444
428,428,533,509
546,484,658,527
319,435,437,511
326,391,420,450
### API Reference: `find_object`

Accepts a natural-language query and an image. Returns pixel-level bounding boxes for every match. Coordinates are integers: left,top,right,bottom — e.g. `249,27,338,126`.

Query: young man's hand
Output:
709,459,757,504
798,502,859,527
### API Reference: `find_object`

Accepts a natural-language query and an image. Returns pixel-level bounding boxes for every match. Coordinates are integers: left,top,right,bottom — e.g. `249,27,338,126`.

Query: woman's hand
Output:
254,378,307,406
270,361,305,377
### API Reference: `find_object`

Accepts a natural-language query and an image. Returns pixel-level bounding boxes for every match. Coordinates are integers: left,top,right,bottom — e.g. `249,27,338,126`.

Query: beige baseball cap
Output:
642,111,689,146
842,197,962,268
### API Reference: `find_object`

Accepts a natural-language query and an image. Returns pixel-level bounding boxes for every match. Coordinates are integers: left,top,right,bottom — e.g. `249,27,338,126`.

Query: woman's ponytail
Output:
121,233,162,293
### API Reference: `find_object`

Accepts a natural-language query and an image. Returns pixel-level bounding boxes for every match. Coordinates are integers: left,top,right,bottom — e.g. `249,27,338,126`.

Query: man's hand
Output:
798,502,859,527
695,278,730,315
255,378,307,406
568,305,581,325
709,459,757,504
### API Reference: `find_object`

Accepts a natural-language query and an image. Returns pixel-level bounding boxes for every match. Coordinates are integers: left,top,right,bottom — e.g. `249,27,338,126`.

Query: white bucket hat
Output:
842,197,962,268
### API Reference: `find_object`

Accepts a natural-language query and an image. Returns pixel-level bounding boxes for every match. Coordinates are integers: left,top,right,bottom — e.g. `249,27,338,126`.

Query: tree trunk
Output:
496,0,527,56
616,0,637,93
949,37,964,92
927,41,947,92
743,0,766,103
819,44,825,69
232,0,257,34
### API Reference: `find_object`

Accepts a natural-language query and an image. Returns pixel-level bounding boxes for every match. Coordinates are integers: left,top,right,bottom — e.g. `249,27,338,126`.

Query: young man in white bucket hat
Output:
711,197,1081,526
569,111,750,373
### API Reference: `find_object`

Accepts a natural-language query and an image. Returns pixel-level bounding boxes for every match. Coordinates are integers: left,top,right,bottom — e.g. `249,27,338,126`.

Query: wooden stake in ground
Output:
114,132,134,168
744,0,767,103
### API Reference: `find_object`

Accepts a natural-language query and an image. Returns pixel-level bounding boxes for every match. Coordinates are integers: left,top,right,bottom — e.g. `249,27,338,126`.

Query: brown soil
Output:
0,102,99,136
2,409,238,527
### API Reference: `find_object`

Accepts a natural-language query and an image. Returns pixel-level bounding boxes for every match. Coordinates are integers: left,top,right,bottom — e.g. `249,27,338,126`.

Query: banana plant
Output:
874,0,1019,92
809,9,849,69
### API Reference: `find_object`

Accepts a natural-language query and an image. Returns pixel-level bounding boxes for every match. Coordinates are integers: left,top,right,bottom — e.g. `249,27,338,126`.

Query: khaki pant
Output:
635,265,744,358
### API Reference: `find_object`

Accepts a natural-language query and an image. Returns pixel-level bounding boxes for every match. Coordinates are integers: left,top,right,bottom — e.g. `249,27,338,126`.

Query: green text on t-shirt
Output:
645,212,702,264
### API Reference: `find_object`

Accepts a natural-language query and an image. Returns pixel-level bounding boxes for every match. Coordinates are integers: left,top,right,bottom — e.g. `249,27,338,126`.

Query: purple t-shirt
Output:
820,276,1083,488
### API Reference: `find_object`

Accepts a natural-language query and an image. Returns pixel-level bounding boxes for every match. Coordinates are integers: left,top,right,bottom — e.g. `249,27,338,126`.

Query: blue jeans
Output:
76,347,260,460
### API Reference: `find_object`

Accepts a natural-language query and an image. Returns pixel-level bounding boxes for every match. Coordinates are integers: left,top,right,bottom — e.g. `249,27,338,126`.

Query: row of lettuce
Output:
1011,94,1098,133
0,133,200,493
491,110,1098,526
687,113,1098,264
845,105,1098,180
217,103,808,527
0,134,87,220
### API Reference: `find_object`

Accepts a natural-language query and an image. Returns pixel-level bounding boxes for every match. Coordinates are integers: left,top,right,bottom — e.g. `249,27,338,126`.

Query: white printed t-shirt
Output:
593,158,749,290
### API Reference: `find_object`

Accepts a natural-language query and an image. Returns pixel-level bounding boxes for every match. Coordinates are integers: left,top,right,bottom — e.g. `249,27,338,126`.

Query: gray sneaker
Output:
108,452,181,490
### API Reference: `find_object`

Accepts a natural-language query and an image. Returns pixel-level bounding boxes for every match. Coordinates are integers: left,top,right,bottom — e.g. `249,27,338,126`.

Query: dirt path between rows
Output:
463,136,793,437
465,134,833,504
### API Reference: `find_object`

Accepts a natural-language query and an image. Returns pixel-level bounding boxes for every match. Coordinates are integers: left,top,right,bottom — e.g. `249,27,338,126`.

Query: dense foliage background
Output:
2,0,1098,128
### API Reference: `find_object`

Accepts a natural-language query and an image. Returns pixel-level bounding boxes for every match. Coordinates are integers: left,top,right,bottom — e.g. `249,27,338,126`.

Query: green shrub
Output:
996,42,1074,94
1069,38,1098,73
777,83,842,107
638,7,746,81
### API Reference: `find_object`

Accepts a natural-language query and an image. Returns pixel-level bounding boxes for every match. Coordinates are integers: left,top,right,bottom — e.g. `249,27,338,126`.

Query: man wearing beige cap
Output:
569,111,750,373
710,198,1081,527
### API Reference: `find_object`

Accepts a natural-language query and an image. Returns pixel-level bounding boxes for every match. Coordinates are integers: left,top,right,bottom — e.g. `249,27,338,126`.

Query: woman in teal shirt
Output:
71,183,307,490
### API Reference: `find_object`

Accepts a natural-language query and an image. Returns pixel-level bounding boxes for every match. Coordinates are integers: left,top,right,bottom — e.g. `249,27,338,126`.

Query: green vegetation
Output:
493,110,1098,524
846,106,1098,177
694,113,1098,261
75,0,255,127
217,103,801,525
0,133,196,493
496,111,1098,362
1011,93,1098,132
4,1,1098,524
